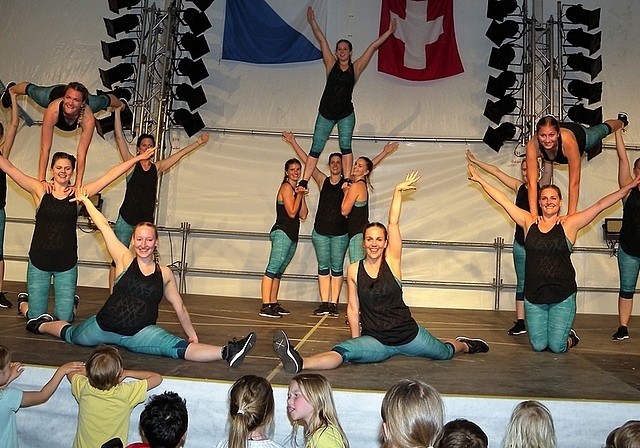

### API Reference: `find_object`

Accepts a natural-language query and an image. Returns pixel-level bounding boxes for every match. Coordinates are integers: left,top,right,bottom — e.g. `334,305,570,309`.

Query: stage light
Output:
104,14,139,39
567,79,602,105
488,44,516,70
175,83,207,111
99,62,135,89
483,122,516,152
485,20,519,46
173,108,205,137
183,8,211,36
567,28,601,55
186,0,214,12
486,71,517,99
181,32,210,60
566,52,602,80
101,38,136,62
483,96,517,125
566,5,600,31
603,218,623,243
177,57,209,84
568,104,602,127
108,0,141,14
487,0,518,22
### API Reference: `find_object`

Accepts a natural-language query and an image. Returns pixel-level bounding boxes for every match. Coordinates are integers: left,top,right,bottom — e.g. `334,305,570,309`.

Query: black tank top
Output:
314,177,348,236
29,193,78,272
119,162,158,225
318,62,355,120
270,183,300,242
514,183,541,245
620,187,640,257
524,224,576,304
96,261,164,336
347,180,368,238
0,150,7,209
540,123,586,164
357,259,418,346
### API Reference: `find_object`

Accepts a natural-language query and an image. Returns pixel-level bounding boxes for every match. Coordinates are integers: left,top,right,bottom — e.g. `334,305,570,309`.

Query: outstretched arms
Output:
282,131,326,186
21,361,84,408
83,147,154,197
466,149,523,192
1,90,20,159
371,142,399,168
386,171,420,272
616,130,634,188
307,6,336,71
155,133,209,174
353,18,397,79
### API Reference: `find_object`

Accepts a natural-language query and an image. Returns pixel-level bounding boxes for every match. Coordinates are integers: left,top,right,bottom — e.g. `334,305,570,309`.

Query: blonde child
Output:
0,344,83,448
215,375,284,448
286,374,348,448
68,345,162,448
502,400,556,448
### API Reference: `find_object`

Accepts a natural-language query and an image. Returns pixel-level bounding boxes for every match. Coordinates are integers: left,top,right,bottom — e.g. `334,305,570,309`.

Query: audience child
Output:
606,420,640,448
127,391,188,448
502,400,556,448
437,419,488,448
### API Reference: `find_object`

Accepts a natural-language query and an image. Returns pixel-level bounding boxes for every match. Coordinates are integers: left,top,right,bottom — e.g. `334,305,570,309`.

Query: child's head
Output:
288,374,348,447
0,345,11,386
437,419,488,448
381,379,444,448
85,346,123,390
503,400,556,448
140,391,188,448
606,420,640,448
227,375,275,448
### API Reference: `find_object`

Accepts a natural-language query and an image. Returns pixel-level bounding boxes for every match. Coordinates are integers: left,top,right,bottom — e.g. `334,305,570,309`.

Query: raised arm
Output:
113,105,135,163
371,142,399,168
616,130,634,188
21,362,84,408
1,90,20,158
161,265,199,343
525,138,540,216
155,133,209,174
466,149,522,192
562,132,582,215
121,369,162,391
0,155,44,202
307,6,335,71
282,131,326,186
352,18,397,79
386,171,420,273
83,147,154,197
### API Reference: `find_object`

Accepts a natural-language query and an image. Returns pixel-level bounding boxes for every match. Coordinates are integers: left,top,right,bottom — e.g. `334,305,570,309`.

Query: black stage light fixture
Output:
187,0,214,12
567,28,601,55
99,62,135,89
567,79,602,105
483,122,516,152
566,52,602,80
568,104,602,127
487,0,518,22
183,8,212,36
109,0,141,14
181,32,210,60
175,83,207,111
485,20,519,46
486,71,517,99
101,38,136,62
104,14,139,39
483,96,517,125
177,57,209,84
488,44,516,70
566,5,601,31
173,108,205,137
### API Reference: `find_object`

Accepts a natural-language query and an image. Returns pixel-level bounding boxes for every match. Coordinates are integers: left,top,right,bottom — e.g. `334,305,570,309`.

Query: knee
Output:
548,341,567,354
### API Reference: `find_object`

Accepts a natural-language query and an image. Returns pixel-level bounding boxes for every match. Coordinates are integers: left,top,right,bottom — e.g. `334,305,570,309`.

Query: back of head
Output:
381,379,444,448
85,345,123,390
228,375,274,448
140,391,188,448
0,344,10,372
607,421,640,448
438,419,488,448
502,400,556,448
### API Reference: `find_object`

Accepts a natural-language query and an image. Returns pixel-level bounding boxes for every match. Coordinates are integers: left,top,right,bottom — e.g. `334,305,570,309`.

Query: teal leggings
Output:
524,294,576,353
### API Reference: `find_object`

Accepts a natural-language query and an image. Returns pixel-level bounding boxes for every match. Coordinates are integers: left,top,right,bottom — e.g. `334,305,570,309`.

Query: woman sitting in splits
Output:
272,171,489,374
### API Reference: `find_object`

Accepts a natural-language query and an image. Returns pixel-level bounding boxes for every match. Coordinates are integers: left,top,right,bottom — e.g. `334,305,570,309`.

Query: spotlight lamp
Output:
486,71,517,99
173,108,205,137
177,57,209,84
567,104,602,127
181,32,210,60
566,5,601,31
483,95,517,124
104,14,139,39
488,44,516,71
108,0,142,14
566,28,601,55
187,0,214,12
101,38,136,62
566,52,602,81
487,0,518,22
99,62,135,89
483,122,516,152
175,83,207,111
183,8,212,36
567,79,602,105
485,20,519,46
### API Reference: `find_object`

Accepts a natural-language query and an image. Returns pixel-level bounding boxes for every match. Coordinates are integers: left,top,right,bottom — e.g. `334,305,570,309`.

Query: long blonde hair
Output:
227,375,275,448
502,400,556,448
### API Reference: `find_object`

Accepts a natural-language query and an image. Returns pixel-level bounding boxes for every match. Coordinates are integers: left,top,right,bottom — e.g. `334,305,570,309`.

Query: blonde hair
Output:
502,400,556,448
606,420,640,448
85,346,123,391
381,379,444,448
227,375,275,448
289,374,349,448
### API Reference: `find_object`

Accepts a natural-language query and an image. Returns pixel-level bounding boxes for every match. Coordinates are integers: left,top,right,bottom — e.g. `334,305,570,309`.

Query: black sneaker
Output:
272,302,290,315
508,320,526,335
222,332,257,367
568,328,580,348
456,336,490,354
17,292,28,317
1,82,15,108
0,292,12,308
26,313,54,334
273,329,303,373
618,112,629,129
313,302,329,315
612,326,629,341
259,304,281,318
328,302,339,317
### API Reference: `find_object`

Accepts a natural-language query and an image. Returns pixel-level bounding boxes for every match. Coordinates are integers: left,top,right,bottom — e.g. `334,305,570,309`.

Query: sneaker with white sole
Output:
0,292,12,308
612,326,629,341
508,319,526,335
1,82,15,108
26,313,54,334
273,330,303,373
568,328,580,348
456,336,490,354
222,332,257,367
259,304,281,318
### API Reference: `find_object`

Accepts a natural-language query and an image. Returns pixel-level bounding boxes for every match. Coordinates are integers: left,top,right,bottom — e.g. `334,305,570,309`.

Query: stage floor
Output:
2,280,639,402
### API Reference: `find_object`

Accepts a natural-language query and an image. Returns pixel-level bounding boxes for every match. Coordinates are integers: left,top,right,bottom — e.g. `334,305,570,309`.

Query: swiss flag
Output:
378,0,464,81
